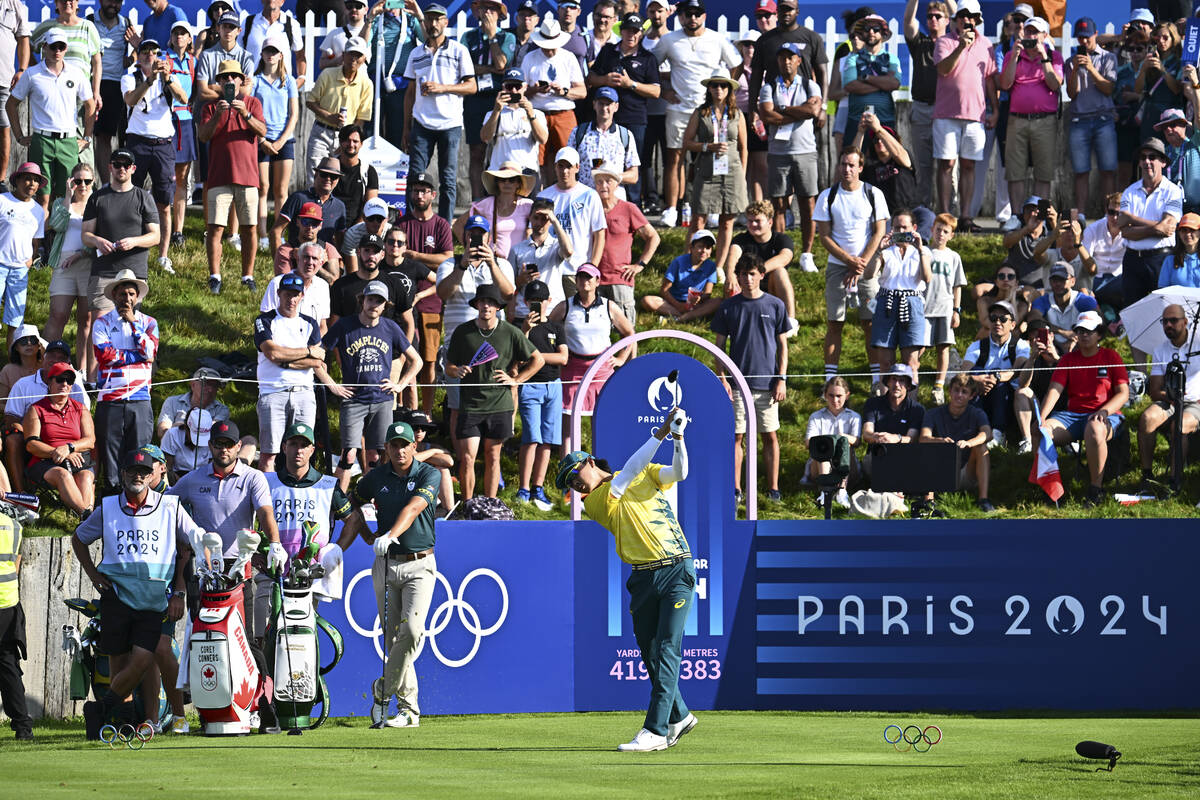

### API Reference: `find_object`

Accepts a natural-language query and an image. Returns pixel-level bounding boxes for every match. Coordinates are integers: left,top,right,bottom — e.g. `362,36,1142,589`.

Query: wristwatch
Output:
67,442,76,453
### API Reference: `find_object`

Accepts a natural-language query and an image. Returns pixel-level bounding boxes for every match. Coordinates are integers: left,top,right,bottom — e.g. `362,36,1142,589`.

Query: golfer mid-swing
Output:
556,407,697,752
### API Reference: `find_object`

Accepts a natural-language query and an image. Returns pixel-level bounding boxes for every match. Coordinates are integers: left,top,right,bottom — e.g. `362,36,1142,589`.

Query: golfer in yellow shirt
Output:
555,407,697,752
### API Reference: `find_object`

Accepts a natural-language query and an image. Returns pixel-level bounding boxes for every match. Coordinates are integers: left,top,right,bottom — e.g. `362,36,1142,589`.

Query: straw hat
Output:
701,67,737,89
482,161,536,196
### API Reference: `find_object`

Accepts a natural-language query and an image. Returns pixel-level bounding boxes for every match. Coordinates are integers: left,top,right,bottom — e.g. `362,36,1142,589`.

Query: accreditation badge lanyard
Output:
473,30,495,92
711,110,730,175
773,75,801,143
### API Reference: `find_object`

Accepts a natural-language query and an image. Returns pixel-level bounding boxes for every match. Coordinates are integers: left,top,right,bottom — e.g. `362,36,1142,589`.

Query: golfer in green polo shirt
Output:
347,420,440,729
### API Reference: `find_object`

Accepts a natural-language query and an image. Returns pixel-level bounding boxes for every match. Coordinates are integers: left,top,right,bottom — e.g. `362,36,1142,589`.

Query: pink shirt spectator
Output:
467,196,532,260
932,32,996,122
598,200,649,286
1004,48,1063,115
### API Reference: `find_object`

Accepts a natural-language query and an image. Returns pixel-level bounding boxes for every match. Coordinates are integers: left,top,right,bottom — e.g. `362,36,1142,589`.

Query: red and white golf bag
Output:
189,585,268,735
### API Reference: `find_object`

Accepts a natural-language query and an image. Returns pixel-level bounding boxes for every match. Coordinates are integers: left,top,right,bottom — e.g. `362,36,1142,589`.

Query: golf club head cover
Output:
199,531,223,566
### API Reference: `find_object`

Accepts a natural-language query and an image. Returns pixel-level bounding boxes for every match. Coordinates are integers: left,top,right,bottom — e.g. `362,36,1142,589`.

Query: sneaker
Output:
977,498,996,513
1083,485,1105,509
660,207,677,227
617,728,668,752
229,234,242,252
667,713,697,747
767,489,782,503
258,237,270,251
242,275,257,292
734,488,744,504
83,700,103,741
158,256,175,275
988,430,1006,450
516,488,531,503
817,491,827,508
785,317,800,338
1002,216,1022,232
957,217,983,234
170,715,190,734
1017,438,1032,455
384,710,419,728
170,231,185,247
15,729,33,741
932,385,945,405
799,252,817,273
208,275,222,295
532,486,554,512
834,488,851,509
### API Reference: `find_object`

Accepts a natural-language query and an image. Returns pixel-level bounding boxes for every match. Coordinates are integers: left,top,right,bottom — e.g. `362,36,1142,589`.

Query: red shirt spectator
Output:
201,91,265,188
28,395,87,466
1050,347,1129,413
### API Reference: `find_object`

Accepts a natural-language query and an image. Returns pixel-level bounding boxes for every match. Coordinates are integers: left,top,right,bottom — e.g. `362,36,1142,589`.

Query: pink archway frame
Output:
567,330,758,521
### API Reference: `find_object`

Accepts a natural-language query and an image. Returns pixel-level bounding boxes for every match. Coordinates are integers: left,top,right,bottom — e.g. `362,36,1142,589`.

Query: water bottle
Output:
680,202,692,228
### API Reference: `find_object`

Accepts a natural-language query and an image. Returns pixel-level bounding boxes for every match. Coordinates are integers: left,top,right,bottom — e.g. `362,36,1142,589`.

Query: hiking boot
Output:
767,489,782,503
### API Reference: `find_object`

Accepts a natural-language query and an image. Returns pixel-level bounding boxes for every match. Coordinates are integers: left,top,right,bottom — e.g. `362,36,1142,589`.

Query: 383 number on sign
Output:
609,659,722,681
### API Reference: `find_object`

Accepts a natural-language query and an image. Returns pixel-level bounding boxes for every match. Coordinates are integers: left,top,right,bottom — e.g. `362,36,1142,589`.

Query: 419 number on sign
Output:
609,659,722,681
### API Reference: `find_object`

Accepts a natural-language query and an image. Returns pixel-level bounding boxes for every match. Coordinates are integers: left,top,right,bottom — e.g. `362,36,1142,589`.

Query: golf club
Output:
372,551,390,729
276,570,303,736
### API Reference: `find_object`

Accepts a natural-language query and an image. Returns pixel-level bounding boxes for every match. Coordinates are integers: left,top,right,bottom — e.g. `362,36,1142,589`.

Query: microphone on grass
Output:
1075,741,1121,772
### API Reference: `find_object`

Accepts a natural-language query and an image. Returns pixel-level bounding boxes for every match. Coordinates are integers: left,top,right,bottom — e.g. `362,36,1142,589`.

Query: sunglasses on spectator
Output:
996,272,1017,280
387,239,406,247
1106,208,1120,216
46,43,68,51
71,177,93,185
756,12,774,19
16,337,38,346
989,314,1012,323
1126,45,1147,52
1162,316,1187,324
299,218,321,227
51,374,75,384
680,9,703,17
1012,14,1028,23
928,12,944,19
865,25,884,33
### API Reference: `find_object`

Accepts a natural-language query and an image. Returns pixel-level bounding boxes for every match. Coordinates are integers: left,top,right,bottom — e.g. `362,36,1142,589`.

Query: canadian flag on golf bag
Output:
1027,398,1064,502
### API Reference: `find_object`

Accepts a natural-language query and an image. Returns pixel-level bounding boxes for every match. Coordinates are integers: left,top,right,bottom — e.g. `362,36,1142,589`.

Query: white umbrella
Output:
1119,286,1200,353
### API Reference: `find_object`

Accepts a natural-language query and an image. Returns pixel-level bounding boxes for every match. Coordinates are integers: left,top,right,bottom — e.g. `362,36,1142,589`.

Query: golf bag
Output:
265,536,344,730
61,596,173,728
189,583,268,735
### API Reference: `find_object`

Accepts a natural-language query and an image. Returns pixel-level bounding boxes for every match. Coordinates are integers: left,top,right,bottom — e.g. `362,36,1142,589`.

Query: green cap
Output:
554,450,591,491
386,421,416,444
284,422,316,444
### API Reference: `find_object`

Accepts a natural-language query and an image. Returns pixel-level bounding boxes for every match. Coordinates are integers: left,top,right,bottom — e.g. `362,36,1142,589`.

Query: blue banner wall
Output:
755,519,1200,711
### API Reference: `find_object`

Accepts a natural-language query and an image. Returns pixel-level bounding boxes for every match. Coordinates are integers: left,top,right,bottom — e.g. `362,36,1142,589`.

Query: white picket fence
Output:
30,7,1124,100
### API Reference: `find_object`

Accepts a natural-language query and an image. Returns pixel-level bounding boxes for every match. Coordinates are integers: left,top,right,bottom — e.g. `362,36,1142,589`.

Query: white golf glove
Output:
267,541,289,573
372,535,392,558
669,409,688,437
320,543,343,570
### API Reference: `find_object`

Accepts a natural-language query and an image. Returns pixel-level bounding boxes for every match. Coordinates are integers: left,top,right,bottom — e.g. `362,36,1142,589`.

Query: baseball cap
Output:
524,279,551,301
171,20,194,34
559,0,580,7
279,273,305,293
284,422,316,444
424,3,448,16
517,0,538,14
1022,195,1043,209
344,36,369,56
1074,310,1104,331
555,450,591,490
110,148,135,165
555,146,580,166
137,444,167,464
646,0,669,8
262,32,289,54
217,11,241,27
405,411,438,431
359,233,384,251
1049,261,1075,279
360,280,390,300
1178,212,1200,230
691,229,716,244
409,171,437,189
756,0,777,12
385,421,416,444
192,366,223,382
186,408,215,448
210,419,241,444
502,66,525,83
45,339,71,358
577,263,601,279
1130,8,1155,25
466,214,491,232
47,362,77,382
1025,17,1050,34
678,0,705,12
596,87,619,103
988,300,1017,319
122,449,155,470
778,42,804,58
1074,17,1097,37
138,38,162,52
621,12,644,28
41,29,68,47
1013,3,1034,18
363,197,389,219
298,201,323,220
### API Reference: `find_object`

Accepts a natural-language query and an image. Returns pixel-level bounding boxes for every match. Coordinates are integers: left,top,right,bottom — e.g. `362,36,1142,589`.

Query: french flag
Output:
1027,398,1064,503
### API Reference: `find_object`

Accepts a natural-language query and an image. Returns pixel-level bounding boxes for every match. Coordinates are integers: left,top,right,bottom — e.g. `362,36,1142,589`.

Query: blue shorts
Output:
870,292,926,349
1068,116,1118,174
259,138,296,163
1050,409,1124,440
173,118,197,164
519,379,563,445
0,263,29,326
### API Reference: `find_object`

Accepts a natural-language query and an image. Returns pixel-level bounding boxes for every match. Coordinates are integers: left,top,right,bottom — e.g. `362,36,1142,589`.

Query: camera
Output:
892,231,915,245
1020,38,1038,48
808,435,852,481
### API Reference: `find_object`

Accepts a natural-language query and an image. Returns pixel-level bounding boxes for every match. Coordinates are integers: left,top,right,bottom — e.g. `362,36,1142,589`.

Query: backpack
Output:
242,11,298,51
462,496,516,521
973,335,1019,372
570,122,632,155
826,180,881,224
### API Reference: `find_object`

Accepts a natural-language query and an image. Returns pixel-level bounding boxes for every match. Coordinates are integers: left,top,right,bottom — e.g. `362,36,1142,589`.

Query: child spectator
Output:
923,214,967,405
804,376,861,509
516,280,567,511
640,230,718,321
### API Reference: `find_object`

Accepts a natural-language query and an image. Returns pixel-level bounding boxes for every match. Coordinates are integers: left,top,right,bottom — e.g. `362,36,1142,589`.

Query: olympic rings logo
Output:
344,567,509,668
884,724,943,753
99,722,155,750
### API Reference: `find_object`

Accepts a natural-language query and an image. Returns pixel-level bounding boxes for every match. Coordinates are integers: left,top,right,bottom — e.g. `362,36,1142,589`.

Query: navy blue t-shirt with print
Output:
322,316,411,404
710,292,789,391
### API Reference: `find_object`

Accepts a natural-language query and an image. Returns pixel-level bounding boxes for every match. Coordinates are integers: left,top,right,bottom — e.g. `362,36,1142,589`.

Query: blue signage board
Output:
755,519,1200,711
1185,18,1200,67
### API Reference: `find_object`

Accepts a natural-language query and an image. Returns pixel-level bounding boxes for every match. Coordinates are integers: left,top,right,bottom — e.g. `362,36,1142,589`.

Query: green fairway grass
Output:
4,712,1198,798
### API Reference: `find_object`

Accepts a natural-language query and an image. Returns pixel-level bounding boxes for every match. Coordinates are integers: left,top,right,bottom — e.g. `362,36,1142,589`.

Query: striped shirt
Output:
93,310,159,402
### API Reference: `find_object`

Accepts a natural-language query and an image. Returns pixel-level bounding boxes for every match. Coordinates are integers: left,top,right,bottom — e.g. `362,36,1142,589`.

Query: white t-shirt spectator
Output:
812,182,890,268
1080,218,1125,278
341,221,392,257
1120,178,1183,251
805,407,862,440
925,247,967,318
0,193,46,267
261,275,331,325
435,257,516,334
652,29,741,114
320,21,371,64
253,311,322,394
483,105,546,172
403,38,474,131
877,244,929,292
10,61,92,135
240,10,304,67
120,70,175,139
537,182,606,274
1151,339,1200,403
522,48,584,112
758,74,821,156
509,236,567,317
